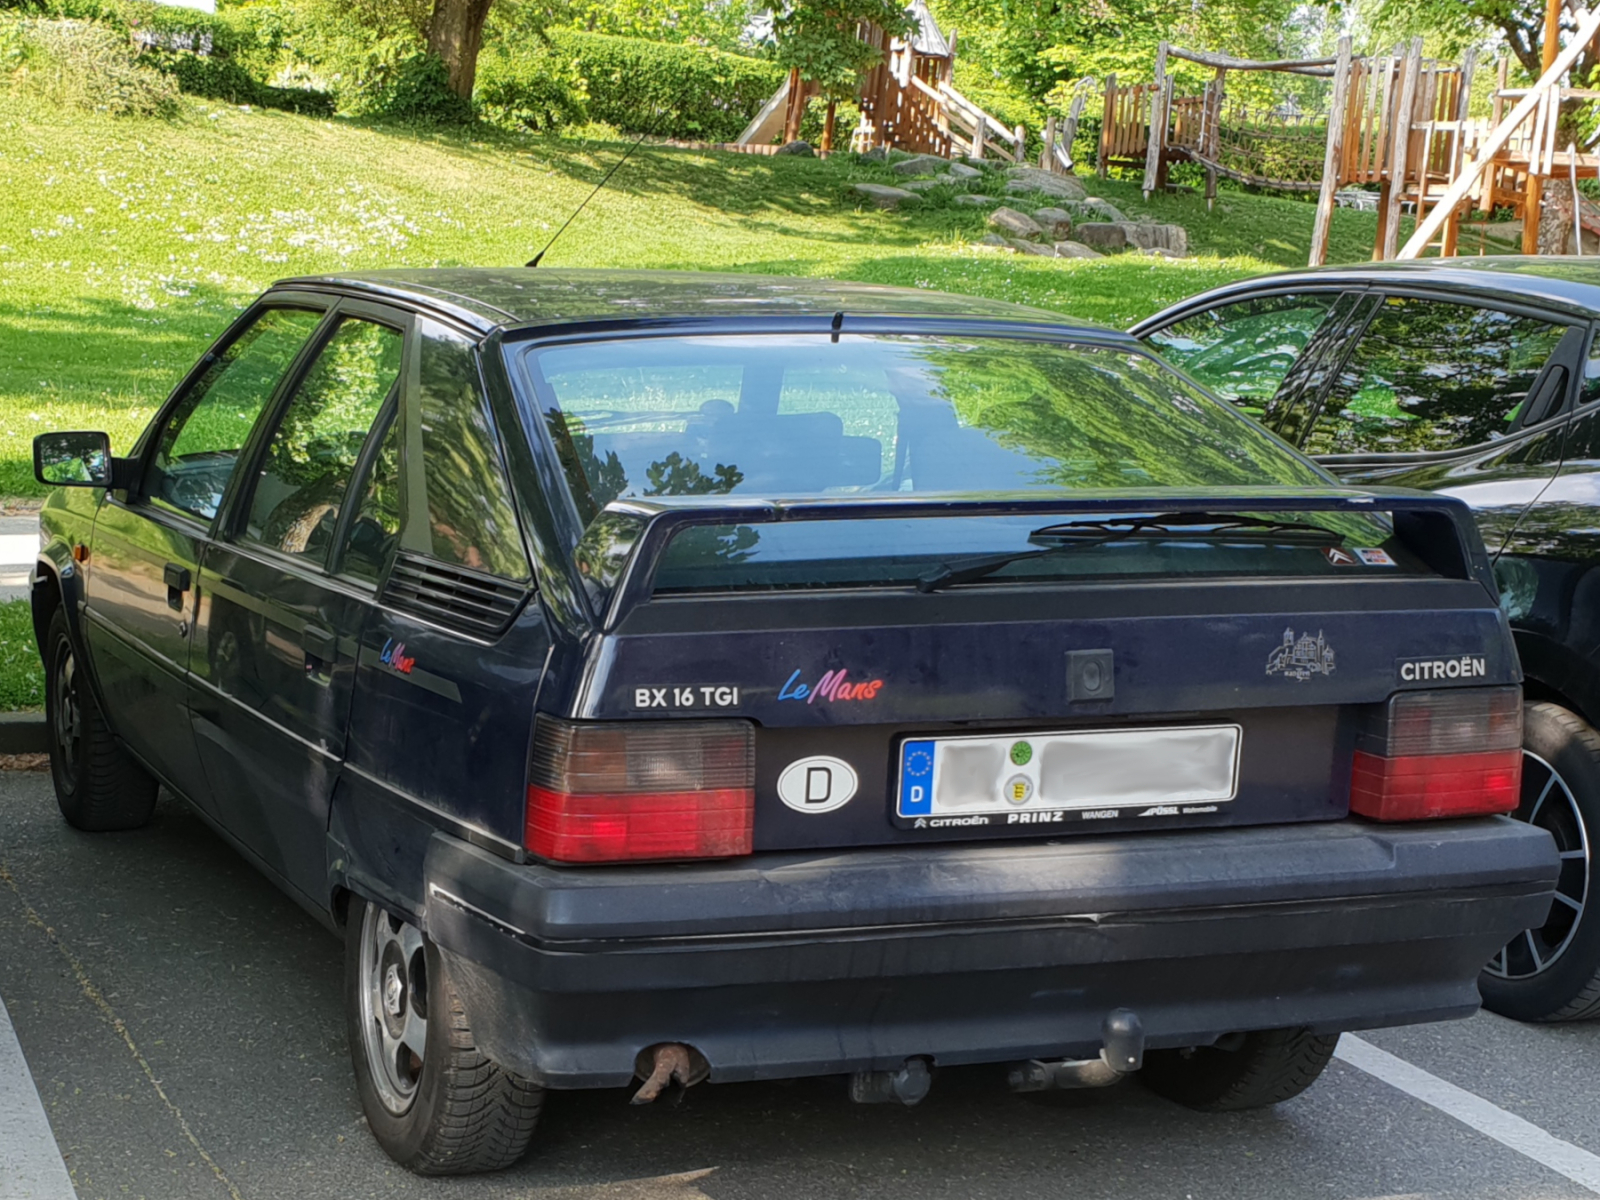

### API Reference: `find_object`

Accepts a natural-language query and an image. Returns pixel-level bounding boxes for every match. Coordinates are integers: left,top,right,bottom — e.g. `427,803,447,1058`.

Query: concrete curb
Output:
0,714,47,754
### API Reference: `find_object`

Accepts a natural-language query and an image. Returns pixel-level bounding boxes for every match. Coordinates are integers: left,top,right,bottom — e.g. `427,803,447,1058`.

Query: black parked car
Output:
32,269,1554,1175
1135,257,1600,1024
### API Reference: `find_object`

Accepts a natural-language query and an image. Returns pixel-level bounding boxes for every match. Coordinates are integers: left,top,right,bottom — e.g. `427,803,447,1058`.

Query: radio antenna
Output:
526,132,649,268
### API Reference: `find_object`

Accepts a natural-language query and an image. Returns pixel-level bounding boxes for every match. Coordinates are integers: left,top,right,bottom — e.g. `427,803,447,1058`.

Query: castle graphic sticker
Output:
1266,628,1335,681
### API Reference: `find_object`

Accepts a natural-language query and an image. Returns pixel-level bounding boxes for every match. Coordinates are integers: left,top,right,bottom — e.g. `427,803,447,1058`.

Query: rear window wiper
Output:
914,511,1348,594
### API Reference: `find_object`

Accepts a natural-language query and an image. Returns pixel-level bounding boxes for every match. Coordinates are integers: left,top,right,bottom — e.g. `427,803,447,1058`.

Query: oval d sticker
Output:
777,756,859,814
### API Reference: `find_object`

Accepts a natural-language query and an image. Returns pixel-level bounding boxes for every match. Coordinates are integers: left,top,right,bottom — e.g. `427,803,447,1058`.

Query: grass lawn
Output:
0,89,1402,708
0,600,42,710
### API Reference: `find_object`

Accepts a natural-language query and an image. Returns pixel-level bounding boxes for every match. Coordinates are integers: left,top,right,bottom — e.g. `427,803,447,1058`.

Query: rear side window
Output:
244,316,403,560
146,306,324,521
1144,294,1342,414
404,319,529,582
1309,298,1569,455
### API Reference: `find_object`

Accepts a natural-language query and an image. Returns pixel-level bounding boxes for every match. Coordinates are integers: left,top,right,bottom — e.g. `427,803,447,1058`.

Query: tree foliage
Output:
771,0,913,101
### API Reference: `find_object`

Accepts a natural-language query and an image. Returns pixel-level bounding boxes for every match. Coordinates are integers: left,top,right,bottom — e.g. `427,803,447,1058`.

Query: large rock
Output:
852,183,921,210
952,193,998,207
1004,167,1088,201
1119,222,1188,254
1064,197,1126,223
1054,240,1104,259
1075,222,1128,251
987,206,1045,239
946,161,983,180
1009,238,1057,255
891,153,950,175
775,140,814,156
1031,207,1074,239
902,178,949,192
978,232,1014,248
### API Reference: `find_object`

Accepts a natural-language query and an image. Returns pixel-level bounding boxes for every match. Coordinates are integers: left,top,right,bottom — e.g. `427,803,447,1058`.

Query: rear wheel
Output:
44,606,157,831
1480,701,1600,1021
1140,1028,1338,1111
345,897,544,1175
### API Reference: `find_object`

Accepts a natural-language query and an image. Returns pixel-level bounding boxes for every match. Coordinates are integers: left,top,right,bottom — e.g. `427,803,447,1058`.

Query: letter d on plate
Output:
777,756,859,814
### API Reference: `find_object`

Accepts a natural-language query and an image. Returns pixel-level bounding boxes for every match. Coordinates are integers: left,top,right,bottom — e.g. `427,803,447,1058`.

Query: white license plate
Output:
896,725,1241,818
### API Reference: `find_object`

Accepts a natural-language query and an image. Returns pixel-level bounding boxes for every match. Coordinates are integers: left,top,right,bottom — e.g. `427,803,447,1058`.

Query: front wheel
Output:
1480,701,1600,1021
1139,1028,1338,1111
344,897,544,1175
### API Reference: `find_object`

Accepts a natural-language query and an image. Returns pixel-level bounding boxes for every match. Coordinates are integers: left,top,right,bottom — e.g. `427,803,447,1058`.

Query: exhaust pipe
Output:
849,1056,933,1106
631,1042,710,1104
1009,1008,1144,1093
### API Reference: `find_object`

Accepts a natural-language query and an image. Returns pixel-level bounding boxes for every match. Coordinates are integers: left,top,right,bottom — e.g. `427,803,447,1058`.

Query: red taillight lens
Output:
1349,688,1522,822
526,718,755,863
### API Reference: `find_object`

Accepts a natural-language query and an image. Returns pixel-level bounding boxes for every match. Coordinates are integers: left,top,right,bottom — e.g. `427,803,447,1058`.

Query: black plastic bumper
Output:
421,818,1557,1089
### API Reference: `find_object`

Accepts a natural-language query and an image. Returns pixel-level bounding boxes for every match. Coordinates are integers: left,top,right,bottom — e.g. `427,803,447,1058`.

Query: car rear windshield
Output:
518,333,1333,514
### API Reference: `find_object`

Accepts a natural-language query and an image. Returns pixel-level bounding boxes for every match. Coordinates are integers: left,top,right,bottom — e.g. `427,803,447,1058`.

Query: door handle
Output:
163,562,191,611
302,624,338,665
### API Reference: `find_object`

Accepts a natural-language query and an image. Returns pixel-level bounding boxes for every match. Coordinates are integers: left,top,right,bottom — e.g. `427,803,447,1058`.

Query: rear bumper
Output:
422,819,1557,1088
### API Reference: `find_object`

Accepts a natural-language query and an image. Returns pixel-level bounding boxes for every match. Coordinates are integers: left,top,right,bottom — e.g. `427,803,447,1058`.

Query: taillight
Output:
1349,687,1523,821
526,717,755,863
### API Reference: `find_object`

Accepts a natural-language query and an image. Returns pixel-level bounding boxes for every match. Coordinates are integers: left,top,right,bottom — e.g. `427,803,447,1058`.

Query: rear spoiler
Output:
575,488,1495,631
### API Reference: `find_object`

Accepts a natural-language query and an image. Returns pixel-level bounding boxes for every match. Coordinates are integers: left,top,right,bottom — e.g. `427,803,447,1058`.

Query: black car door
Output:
188,301,407,901
1288,293,1584,556
83,302,328,807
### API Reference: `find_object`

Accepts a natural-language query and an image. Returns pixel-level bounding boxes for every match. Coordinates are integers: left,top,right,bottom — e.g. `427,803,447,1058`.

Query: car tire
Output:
1139,1028,1338,1112
1480,701,1600,1022
345,897,544,1175
44,606,158,832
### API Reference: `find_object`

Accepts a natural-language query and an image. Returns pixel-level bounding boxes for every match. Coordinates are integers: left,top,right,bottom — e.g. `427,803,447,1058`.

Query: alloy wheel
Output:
1485,751,1591,980
51,638,82,781
357,904,430,1115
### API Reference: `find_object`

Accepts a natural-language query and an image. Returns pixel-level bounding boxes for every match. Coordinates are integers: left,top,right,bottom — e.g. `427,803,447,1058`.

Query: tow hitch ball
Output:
849,1057,933,1107
1008,1008,1146,1092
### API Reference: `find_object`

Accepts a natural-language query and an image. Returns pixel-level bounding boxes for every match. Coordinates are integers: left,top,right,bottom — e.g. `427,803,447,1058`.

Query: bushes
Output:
479,30,783,141
3,16,180,116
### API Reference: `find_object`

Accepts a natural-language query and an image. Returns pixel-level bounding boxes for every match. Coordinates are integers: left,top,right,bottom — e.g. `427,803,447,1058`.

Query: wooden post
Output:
1143,42,1169,198
1380,38,1422,260
1522,0,1564,250
1013,123,1026,164
1310,35,1354,265
1440,48,1476,258
821,99,837,152
973,114,987,161
1099,73,1116,177
1042,115,1056,170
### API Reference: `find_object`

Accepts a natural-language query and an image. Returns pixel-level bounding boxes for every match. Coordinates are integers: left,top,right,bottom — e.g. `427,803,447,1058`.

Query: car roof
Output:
270,268,1099,337
1134,256,1600,327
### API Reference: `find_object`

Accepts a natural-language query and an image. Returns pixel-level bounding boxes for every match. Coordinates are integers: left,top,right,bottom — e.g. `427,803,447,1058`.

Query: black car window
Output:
339,405,402,585
244,316,403,561
1581,328,1600,406
145,307,324,521
1308,298,1569,455
402,319,529,582
1143,293,1342,415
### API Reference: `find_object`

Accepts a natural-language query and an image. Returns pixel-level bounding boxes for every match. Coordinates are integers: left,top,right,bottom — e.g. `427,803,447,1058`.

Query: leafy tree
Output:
771,0,914,101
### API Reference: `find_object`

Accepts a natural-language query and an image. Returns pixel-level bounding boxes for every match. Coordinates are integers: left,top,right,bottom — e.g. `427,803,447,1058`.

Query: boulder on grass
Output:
947,161,983,180
1075,222,1128,251
1054,240,1104,259
952,194,998,207
1119,222,1188,255
1004,167,1088,201
892,153,950,175
978,232,1013,248
987,206,1045,239
1009,238,1057,256
853,183,921,210
1031,207,1074,239
903,178,948,192
775,140,814,156
1065,197,1126,223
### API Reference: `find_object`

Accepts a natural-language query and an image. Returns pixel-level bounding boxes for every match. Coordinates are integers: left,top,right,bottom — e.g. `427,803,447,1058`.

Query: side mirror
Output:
34,431,114,488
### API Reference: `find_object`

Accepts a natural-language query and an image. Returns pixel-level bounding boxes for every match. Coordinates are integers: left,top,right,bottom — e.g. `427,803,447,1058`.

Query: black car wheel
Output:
44,606,157,832
345,897,544,1175
1480,701,1600,1021
1140,1028,1339,1111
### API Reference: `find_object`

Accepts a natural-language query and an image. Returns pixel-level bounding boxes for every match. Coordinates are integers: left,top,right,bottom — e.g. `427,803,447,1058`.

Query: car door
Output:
1289,294,1584,556
188,301,407,901
83,302,328,806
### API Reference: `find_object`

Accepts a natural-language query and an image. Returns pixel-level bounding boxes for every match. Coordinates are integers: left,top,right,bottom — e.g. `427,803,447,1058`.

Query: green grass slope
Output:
0,91,1403,502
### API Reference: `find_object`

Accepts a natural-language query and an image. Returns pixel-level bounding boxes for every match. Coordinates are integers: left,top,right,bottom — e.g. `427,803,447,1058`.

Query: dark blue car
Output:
30,270,1555,1174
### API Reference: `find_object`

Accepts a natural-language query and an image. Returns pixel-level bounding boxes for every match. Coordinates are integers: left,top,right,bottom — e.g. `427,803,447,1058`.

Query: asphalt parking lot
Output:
4,766,1600,1200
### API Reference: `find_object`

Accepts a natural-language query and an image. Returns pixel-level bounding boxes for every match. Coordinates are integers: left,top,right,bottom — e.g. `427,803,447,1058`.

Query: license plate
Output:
896,725,1242,818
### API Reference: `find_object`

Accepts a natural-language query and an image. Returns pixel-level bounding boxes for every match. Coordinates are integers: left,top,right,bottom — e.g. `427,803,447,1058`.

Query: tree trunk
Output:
428,0,494,100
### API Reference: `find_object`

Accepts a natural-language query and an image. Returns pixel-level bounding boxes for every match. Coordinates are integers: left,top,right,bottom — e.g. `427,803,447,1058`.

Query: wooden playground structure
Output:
1099,4,1600,264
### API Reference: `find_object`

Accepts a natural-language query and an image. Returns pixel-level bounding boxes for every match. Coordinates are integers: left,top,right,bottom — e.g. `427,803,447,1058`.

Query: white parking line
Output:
0,994,75,1200
1338,1034,1600,1194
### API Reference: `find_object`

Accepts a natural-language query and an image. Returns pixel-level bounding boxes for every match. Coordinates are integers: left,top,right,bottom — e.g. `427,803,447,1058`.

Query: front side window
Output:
146,307,324,521
1308,298,1569,455
244,316,403,560
1143,293,1343,415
